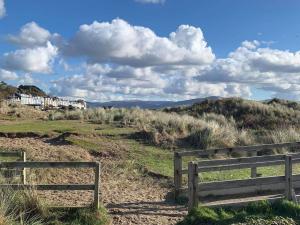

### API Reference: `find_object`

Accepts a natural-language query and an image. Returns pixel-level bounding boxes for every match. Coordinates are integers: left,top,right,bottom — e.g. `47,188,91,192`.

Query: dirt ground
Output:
0,137,187,225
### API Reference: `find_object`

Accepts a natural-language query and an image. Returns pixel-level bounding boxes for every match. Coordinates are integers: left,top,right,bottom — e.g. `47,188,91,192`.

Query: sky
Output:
1,0,300,102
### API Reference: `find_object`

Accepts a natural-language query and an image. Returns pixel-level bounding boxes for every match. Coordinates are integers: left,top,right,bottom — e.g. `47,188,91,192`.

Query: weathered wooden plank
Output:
21,151,26,184
197,174,300,198
181,153,300,174
0,184,95,190
198,154,284,167
174,153,183,200
188,162,199,212
177,142,300,157
199,184,285,197
285,155,293,200
198,154,286,167
199,176,285,190
292,158,300,164
205,195,284,208
94,162,101,209
197,160,285,172
0,161,97,169
0,151,22,157
251,151,258,178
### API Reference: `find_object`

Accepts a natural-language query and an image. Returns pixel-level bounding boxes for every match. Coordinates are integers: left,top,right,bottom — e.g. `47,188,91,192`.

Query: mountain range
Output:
87,96,221,109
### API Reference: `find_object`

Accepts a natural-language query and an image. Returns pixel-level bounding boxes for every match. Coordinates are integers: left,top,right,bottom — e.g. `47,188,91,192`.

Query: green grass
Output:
66,131,176,178
48,207,110,225
125,138,174,177
178,200,300,225
0,120,136,136
2,119,300,184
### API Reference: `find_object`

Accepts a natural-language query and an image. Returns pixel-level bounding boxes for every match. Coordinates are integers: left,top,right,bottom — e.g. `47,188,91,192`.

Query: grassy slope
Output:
2,119,300,182
179,200,300,225
3,104,300,224
0,119,175,178
165,97,300,129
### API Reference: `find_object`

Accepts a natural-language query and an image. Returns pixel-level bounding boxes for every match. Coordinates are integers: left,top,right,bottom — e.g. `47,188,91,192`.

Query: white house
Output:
8,94,87,110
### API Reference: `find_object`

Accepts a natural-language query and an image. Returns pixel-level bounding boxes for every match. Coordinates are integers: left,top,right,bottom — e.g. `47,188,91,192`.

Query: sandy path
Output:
0,137,187,225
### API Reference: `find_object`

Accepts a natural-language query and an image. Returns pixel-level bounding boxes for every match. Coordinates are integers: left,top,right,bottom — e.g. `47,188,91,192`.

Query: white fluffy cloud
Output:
196,40,300,99
51,63,250,101
64,19,215,67
0,0,5,18
7,22,52,47
135,0,165,4
5,18,300,102
2,42,58,73
0,69,17,80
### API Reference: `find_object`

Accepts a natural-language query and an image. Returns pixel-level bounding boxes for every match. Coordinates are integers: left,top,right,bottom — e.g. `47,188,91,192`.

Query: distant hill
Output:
87,96,221,109
164,97,300,129
18,85,47,97
0,82,47,100
0,82,18,100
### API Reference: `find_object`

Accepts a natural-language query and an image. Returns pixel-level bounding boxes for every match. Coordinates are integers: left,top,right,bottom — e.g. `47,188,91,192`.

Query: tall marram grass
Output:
49,108,253,149
49,106,300,149
0,188,45,225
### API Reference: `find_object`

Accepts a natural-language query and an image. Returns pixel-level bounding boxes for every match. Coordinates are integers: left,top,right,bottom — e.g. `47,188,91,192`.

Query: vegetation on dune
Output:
48,207,109,225
0,188,45,225
49,103,300,151
178,200,300,225
0,102,48,120
165,97,300,129
3,97,300,224
49,108,252,149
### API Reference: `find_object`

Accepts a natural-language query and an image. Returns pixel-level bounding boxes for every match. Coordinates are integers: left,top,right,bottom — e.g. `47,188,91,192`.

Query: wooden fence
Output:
0,151,26,183
187,154,300,211
174,142,300,200
0,157,101,209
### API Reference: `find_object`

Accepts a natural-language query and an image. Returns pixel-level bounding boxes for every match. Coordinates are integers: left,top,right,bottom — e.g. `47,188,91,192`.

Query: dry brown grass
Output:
0,102,48,120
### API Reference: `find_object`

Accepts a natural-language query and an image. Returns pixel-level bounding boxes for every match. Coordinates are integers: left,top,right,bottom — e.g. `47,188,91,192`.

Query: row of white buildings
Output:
8,94,87,109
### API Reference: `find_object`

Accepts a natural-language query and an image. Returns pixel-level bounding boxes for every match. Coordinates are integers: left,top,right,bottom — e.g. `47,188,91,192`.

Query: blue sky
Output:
1,0,300,101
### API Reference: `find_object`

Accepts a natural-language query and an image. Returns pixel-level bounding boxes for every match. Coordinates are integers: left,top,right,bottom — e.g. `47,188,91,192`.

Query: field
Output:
1,99,300,224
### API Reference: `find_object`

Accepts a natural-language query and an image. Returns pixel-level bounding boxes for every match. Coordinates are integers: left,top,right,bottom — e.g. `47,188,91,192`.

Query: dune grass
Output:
1,118,300,182
178,200,300,225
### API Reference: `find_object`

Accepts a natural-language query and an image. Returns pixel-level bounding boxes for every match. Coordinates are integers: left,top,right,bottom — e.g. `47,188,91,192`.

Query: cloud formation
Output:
51,63,250,101
196,40,300,99
3,19,300,101
7,22,52,47
0,69,17,81
64,19,215,67
0,0,5,18
2,42,58,73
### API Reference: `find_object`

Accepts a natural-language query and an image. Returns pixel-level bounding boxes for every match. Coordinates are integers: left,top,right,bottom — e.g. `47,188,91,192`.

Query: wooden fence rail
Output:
187,154,299,211
0,151,26,183
0,158,101,209
174,141,300,200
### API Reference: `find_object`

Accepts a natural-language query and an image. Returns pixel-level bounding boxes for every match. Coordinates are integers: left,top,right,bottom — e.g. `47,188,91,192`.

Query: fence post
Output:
188,162,199,212
285,155,293,200
21,151,26,184
174,152,182,201
251,151,257,178
94,162,101,209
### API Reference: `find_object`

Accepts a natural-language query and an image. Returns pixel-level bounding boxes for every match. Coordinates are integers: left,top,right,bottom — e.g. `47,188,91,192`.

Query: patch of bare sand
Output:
0,137,187,225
